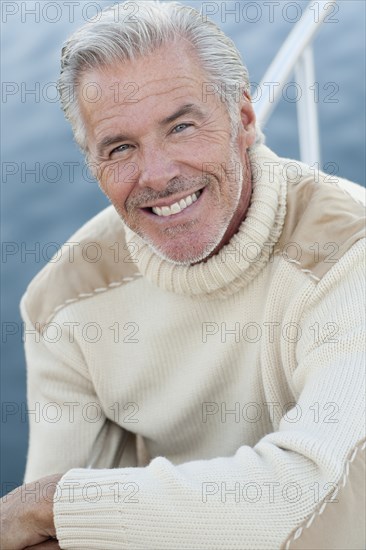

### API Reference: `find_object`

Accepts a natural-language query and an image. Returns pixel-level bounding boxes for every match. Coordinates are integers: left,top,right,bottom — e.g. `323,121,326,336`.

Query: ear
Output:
238,91,256,149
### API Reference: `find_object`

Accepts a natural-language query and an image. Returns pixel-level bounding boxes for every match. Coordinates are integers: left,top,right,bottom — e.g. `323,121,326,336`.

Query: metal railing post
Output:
254,0,337,164
294,46,321,165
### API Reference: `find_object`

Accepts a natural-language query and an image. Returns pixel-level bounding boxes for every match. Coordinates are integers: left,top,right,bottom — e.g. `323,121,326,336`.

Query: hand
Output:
0,473,63,550
25,541,61,549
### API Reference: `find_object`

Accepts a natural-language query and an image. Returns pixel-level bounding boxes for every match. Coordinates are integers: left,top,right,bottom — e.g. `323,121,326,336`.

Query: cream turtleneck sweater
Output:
21,145,365,549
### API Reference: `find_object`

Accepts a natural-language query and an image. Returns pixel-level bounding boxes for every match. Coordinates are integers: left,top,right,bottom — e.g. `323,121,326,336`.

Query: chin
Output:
148,243,208,266
146,233,221,266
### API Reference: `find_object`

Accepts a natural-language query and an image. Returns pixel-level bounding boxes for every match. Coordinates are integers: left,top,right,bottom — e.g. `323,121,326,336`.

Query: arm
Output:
0,296,137,549
20,299,136,483
1,298,96,548
21,298,105,482
51,241,365,549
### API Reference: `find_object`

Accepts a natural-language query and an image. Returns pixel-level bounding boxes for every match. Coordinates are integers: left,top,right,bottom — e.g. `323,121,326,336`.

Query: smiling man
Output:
1,1,365,549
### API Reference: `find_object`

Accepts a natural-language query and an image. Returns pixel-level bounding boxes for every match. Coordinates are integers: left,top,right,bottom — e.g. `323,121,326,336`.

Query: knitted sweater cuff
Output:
54,467,143,549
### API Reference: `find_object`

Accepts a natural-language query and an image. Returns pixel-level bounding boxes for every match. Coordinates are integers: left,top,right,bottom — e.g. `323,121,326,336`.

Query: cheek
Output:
178,133,230,165
99,169,133,212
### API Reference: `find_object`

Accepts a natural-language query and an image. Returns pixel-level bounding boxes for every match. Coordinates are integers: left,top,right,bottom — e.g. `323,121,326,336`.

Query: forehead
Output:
78,43,220,129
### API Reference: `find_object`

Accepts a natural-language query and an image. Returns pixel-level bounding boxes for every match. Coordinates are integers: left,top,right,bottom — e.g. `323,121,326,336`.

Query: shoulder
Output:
20,205,141,328
275,155,365,281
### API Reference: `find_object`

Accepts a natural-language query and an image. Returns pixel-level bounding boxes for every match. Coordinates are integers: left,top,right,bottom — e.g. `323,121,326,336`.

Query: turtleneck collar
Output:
123,144,287,299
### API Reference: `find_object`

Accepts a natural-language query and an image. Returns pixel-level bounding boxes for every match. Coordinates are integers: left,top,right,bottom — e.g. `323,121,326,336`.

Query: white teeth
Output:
161,206,171,216
151,190,201,217
170,202,181,214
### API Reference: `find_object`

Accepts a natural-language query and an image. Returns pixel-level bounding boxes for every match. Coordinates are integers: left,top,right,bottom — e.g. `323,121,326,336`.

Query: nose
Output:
137,143,180,192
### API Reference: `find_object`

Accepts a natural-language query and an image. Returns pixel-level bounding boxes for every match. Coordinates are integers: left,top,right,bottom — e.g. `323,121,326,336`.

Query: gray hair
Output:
58,0,264,154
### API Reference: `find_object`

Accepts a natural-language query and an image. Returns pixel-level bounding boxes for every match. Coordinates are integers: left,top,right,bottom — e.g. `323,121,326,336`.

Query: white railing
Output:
254,0,338,165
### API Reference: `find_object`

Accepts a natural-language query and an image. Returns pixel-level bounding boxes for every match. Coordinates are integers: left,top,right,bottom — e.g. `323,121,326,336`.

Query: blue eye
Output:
173,123,191,133
111,144,131,155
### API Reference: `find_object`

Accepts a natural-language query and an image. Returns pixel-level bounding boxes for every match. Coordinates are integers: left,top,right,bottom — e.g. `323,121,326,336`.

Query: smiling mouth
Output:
143,189,203,217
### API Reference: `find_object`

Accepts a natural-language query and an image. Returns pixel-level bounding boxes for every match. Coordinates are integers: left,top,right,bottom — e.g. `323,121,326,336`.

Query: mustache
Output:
126,174,211,210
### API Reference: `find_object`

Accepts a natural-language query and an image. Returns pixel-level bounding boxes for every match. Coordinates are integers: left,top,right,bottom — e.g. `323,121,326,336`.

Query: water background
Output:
1,0,365,494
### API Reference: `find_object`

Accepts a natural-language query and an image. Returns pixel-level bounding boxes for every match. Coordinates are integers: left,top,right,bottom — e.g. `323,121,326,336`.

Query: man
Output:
1,1,365,548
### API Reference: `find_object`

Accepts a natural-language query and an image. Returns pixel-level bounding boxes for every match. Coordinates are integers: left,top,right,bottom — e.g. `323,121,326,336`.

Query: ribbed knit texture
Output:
21,145,366,549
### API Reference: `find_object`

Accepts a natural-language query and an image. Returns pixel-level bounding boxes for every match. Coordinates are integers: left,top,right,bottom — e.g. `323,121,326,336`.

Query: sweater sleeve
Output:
21,299,136,484
53,241,366,550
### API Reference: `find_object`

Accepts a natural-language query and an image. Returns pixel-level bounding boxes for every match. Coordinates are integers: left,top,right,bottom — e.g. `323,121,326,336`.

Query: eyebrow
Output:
160,103,206,125
96,103,206,158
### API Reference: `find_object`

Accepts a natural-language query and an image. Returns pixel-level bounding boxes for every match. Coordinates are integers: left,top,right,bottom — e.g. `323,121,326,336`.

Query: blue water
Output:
1,0,365,494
